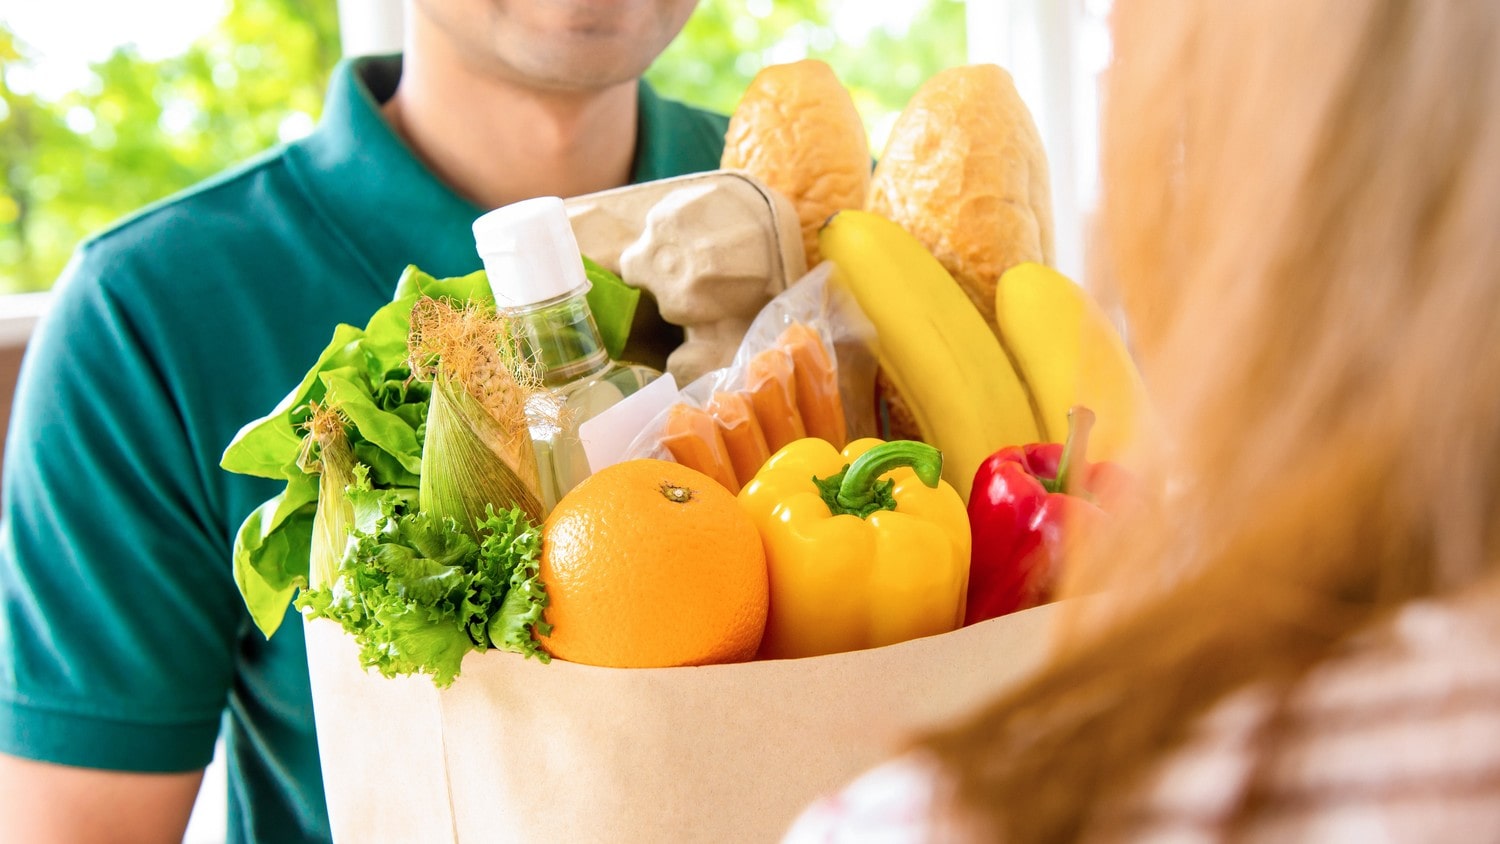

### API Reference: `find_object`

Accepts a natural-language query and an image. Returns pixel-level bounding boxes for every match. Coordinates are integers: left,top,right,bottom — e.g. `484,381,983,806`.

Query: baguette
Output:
722,59,870,268
867,64,1054,329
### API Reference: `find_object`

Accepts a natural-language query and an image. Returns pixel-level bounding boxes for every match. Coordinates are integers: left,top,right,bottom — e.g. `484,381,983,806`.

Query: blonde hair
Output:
925,1,1500,839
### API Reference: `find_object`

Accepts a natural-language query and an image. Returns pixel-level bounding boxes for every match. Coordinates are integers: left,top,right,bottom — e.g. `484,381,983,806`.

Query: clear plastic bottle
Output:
473,196,659,511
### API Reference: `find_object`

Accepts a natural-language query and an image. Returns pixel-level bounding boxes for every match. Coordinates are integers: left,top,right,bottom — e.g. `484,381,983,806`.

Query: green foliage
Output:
0,27,82,294
0,0,340,293
650,0,967,147
1,0,966,295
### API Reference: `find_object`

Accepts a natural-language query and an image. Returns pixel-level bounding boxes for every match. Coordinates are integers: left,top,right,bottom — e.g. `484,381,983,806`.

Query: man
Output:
0,1,718,840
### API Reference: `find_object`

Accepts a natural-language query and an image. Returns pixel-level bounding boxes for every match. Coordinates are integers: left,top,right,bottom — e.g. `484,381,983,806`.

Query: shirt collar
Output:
286,55,481,295
285,55,710,297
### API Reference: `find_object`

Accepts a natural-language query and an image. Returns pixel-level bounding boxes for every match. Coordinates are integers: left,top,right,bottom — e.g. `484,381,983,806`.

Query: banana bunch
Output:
993,261,1149,461
723,61,1149,501
818,211,1038,501
810,64,1148,503
819,211,1149,503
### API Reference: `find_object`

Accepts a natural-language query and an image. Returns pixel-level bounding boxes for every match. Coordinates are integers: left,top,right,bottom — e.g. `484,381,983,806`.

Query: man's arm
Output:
0,753,202,843
0,255,237,837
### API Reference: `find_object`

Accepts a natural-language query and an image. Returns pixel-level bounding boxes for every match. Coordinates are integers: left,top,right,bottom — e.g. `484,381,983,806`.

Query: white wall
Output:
967,0,1112,284
336,0,405,56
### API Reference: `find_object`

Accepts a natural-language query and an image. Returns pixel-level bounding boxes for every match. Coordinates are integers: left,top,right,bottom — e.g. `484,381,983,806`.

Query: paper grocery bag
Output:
306,603,1058,843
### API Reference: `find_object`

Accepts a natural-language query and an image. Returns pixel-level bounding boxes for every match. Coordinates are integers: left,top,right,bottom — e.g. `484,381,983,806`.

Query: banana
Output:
993,262,1149,460
819,210,1039,501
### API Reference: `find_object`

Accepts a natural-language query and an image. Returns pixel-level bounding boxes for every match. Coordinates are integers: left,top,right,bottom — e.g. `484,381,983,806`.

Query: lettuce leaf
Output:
296,474,549,687
224,266,488,484
477,507,553,659
231,483,317,635
222,267,488,636
223,260,623,641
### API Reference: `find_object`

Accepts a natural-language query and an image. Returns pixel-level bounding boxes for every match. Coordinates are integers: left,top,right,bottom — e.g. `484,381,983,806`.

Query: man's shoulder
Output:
60,142,333,320
79,144,307,278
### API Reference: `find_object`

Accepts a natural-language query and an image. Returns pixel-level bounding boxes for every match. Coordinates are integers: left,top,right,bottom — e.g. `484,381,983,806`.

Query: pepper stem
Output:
1042,406,1096,495
813,440,944,519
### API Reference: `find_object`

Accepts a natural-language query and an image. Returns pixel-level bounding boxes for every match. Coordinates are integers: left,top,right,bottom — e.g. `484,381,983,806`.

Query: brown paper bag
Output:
306,603,1057,843
304,172,1048,841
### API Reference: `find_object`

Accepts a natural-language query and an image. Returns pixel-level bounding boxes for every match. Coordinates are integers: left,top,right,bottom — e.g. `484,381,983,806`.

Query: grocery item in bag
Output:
868,64,1054,329
744,347,807,454
622,264,878,486
779,321,846,446
721,59,871,268
474,197,662,511
565,172,806,383
706,391,773,489
660,403,740,494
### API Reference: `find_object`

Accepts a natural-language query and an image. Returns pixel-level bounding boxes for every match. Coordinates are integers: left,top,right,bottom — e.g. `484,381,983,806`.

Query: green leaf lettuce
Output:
297,474,550,687
222,267,488,636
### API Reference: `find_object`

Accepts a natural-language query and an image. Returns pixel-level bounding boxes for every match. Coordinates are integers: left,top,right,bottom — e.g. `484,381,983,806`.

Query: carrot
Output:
707,391,773,487
744,348,806,453
778,322,846,448
660,403,741,493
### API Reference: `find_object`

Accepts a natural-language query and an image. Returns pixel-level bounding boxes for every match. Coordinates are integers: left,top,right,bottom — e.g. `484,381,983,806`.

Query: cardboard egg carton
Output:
563,170,808,385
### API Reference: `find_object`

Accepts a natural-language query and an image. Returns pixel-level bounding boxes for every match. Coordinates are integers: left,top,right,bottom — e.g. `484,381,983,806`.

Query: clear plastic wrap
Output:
621,263,879,489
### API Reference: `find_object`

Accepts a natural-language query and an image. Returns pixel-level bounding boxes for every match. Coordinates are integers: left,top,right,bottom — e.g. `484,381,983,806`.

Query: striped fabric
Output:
785,578,1500,843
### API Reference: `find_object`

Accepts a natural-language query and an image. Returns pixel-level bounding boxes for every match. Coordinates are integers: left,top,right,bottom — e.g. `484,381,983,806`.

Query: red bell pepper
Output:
965,407,1126,624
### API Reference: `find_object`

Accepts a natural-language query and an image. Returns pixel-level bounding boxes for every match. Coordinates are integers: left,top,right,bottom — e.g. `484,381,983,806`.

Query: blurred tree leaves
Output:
651,0,966,146
0,0,339,293
1,0,964,295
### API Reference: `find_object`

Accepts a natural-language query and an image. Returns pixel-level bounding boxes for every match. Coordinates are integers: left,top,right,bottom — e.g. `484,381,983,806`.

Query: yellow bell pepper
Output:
737,437,970,659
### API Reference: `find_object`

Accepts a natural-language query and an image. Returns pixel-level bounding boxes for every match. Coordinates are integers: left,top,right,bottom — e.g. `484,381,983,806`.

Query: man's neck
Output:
382,54,640,210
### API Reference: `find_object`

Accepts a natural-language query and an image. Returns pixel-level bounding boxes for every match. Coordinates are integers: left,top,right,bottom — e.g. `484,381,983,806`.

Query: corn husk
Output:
408,298,546,529
299,406,358,591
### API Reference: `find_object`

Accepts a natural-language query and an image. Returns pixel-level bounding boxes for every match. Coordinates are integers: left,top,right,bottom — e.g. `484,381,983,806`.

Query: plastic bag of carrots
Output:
621,263,879,493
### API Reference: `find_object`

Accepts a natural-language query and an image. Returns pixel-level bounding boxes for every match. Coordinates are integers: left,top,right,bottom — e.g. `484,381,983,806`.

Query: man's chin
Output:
498,50,653,94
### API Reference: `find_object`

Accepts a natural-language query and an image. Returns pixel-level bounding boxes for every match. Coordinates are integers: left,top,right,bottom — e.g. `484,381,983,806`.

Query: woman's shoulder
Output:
1100,576,1500,840
782,753,946,844
785,578,1500,843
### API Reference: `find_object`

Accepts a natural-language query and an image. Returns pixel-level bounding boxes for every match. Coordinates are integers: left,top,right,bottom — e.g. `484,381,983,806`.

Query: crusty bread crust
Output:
722,60,871,268
867,65,1054,329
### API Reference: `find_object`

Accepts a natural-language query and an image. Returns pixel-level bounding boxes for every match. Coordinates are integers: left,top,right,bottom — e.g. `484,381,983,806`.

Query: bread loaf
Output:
722,60,870,268
867,64,1054,328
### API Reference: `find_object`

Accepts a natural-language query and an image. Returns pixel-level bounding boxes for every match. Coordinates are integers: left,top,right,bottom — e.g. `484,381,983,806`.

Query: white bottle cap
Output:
472,196,590,309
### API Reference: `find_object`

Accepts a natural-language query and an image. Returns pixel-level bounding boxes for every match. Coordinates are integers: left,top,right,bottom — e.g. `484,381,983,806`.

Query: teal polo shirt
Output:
0,55,726,842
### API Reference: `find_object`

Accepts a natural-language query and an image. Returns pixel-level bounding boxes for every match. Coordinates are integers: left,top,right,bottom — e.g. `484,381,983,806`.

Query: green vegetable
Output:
222,266,488,637
307,417,358,592
297,468,550,687
409,297,546,530
223,259,629,645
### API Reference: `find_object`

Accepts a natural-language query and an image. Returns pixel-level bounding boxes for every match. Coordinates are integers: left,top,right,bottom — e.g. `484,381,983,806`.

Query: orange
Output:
537,458,769,668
